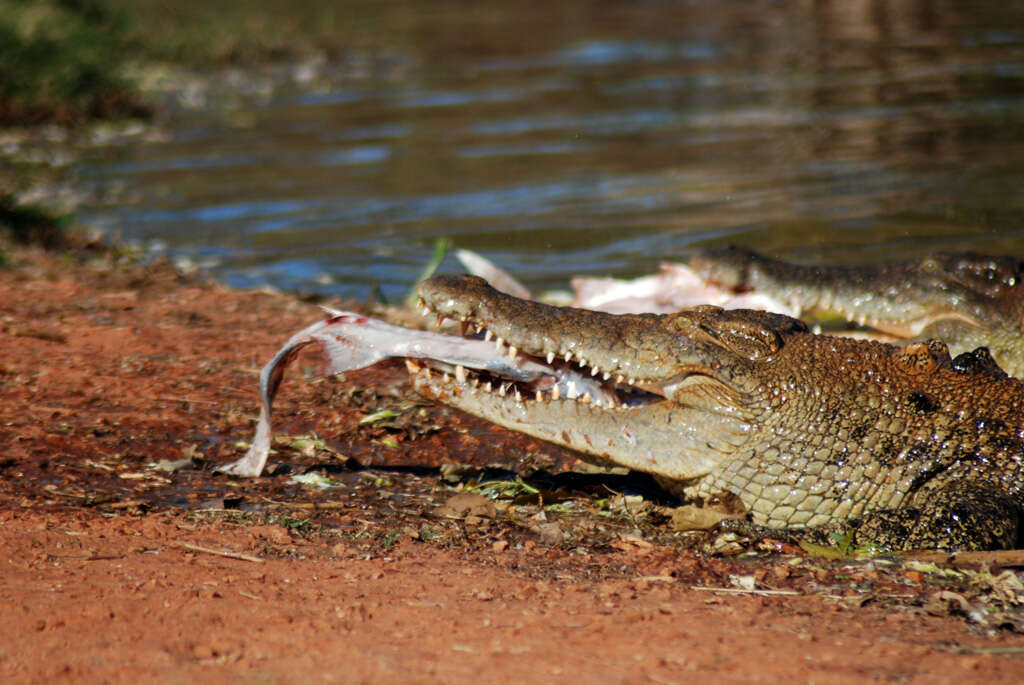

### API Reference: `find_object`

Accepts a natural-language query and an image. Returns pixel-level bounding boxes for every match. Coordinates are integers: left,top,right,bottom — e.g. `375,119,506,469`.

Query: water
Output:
78,0,1024,302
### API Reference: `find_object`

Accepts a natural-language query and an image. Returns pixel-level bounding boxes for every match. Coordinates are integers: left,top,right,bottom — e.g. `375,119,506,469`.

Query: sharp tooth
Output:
582,392,591,403
551,385,560,400
578,357,587,368
499,383,507,396
616,374,624,384
495,336,504,350
564,351,572,362
405,360,421,373
602,371,610,380
590,366,599,376
435,314,445,329
424,366,431,379
455,365,466,383
483,381,492,392
421,306,431,317
628,378,636,385
475,323,484,334
471,377,479,387
508,345,517,360
484,330,493,342
535,389,543,402
546,351,555,364
514,388,521,402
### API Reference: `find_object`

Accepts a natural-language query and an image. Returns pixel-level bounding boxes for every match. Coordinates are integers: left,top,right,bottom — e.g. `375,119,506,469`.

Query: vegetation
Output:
0,193,70,248
0,0,147,125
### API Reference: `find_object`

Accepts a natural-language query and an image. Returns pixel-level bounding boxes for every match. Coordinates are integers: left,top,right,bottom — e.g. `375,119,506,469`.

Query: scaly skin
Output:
689,246,1024,378
417,275,1024,551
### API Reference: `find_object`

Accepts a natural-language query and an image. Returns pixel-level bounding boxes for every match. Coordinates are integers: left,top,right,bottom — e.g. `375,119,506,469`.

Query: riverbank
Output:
2,239,1024,682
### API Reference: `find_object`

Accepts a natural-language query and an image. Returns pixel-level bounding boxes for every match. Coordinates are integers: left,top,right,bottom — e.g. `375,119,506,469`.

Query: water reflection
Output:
79,0,1024,300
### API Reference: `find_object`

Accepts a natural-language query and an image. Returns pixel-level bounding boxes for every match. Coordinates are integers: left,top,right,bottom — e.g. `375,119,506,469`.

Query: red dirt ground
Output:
2,241,1024,684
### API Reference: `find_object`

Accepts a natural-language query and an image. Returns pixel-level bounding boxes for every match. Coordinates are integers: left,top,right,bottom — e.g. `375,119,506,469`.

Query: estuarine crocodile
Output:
690,247,1024,378
412,275,1024,551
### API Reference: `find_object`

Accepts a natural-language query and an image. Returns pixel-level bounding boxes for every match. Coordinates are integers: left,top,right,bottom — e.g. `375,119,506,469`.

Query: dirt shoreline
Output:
2,242,1024,683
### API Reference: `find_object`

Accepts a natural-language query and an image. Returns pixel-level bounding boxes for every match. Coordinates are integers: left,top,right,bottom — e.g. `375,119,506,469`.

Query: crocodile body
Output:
690,247,1024,378
416,275,1024,551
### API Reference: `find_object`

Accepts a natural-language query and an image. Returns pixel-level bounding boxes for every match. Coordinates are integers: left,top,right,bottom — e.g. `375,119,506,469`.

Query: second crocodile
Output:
690,247,1024,378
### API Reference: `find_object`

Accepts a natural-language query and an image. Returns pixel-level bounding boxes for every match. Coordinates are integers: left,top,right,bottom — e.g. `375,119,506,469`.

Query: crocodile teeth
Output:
483,381,492,392
551,385,560,400
455,364,466,383
535,389,543,402
495,336,504,350
564,351,572,362
405,359,421,373
581,392,591,403
514,388,521,402
602,371,611,381
499,383,507,396
616,374,624,384
423,366,431,379
508,345,517,360
590,367,599,376
435,314,445,329
421,306,431,318
484,330,493,342
546,351,555,364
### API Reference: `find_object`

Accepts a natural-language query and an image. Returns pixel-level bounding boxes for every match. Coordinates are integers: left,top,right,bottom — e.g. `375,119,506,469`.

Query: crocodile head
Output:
415,275,807,484
690,246,1024,376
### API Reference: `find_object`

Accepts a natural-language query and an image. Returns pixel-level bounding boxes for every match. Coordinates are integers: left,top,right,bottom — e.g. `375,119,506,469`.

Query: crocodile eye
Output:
697,317,782,361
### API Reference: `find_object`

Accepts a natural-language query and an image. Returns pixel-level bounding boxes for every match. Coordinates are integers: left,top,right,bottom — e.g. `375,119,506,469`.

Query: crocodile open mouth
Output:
411,299,668,410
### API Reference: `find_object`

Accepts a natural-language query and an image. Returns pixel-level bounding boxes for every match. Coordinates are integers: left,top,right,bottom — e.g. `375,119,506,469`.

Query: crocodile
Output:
689,246,1024,378
413,275,1024,551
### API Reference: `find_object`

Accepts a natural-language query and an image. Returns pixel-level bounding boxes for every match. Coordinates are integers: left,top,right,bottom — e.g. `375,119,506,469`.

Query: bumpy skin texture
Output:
417,275,1024,551
690,246,1024,378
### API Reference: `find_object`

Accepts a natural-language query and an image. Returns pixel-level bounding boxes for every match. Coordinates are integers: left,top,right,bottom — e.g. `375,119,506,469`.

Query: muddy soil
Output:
2,241,1024,684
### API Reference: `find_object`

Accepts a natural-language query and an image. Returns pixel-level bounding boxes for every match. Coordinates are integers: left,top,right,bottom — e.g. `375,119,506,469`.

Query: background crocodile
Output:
415,275,1024,551
690,247,1024,378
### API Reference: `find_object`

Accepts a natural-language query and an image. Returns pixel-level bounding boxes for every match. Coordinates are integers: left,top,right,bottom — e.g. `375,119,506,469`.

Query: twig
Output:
908,549,1024,568
941,644,1024,656
179,542,263,563
690,586,801,596
152,396,219,405
262,500,349,510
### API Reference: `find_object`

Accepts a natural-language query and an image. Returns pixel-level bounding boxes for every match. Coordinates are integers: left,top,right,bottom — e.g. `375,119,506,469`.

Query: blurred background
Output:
5,0,1024,301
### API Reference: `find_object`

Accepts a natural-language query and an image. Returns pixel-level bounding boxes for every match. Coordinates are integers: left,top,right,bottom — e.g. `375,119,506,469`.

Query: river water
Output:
78,0,1024,302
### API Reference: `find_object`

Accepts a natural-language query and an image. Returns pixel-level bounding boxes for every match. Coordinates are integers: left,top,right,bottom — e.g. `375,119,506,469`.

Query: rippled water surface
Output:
79,0,1024,301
